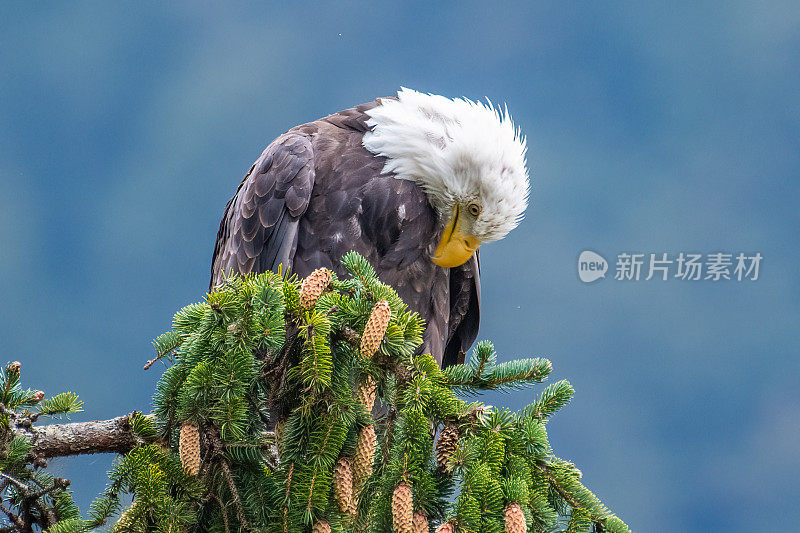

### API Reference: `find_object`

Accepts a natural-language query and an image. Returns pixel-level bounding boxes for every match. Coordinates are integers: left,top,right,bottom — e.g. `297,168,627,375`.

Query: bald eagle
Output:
211,89,529,367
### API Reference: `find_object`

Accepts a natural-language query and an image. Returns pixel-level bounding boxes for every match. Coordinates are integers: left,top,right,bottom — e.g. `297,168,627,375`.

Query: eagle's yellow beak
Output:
432,205,481,268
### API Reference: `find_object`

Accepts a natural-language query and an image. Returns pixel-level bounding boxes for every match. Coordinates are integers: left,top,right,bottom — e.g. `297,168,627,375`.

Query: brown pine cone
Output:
392,482,414,533
360,300,391,358
179,422,200,476
353,425,376,492
436,424,460,473
356,375,377,412
299,268,332,309
413,511,429,533
504,502,526,533
334,457,356,515
312,520,332,533
435,521,454,533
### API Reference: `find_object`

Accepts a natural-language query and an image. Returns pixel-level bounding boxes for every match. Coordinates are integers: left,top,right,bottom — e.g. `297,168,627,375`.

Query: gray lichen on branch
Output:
24,414,150,459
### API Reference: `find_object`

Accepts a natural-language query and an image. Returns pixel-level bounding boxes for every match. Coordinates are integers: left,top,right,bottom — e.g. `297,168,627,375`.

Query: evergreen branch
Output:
282,462,294,533
520,380,574,421
0,472,71,531
483,358,552,389
0,471,29,492
0,502,24,530
0,254,630,531
145,331,184,370
219,458,249,531
535,462,630,533
443,357,552,393
211,492,230,533
37,392,84,418
21,475,71,500
143,354,165,371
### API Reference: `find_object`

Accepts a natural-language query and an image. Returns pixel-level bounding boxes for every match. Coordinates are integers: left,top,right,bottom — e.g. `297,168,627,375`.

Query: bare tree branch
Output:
22,413,152,459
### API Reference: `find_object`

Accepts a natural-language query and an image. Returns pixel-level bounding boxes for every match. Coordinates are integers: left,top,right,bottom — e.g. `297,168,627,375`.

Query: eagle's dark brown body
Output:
211,100,480,366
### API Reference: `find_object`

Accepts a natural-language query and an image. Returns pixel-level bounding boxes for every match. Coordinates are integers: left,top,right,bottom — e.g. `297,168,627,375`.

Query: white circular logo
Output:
578,251,608,283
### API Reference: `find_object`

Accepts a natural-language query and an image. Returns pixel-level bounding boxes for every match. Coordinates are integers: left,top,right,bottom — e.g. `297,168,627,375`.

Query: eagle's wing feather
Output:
211,133,315,288
211,102,480,367
442,251,481,367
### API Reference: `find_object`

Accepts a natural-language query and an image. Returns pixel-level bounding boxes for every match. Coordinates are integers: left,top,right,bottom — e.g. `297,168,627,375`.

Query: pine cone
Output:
299,268,332,309
353,425,376,492
356,375,377,412
435,522,454,533
312,520,332,533
504,502,526,533
360,300,391,358
179,422,201,476
436,424,460,473
392,482,413,533
334,457,356,515
413,512,429,533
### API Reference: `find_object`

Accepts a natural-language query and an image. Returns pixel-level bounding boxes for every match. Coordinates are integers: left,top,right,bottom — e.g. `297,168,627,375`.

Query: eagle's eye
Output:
467,202,482,217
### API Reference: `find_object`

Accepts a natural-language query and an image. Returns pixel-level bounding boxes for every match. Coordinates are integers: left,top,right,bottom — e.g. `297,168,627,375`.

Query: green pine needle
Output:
38,392,84,419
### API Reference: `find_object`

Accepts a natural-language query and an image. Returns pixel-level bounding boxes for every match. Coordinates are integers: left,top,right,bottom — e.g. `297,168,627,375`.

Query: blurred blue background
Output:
1,2,798,531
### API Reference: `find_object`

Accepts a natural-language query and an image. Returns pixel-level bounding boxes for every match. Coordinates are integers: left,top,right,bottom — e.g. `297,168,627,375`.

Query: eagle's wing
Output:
210,133,315,289
442,251,481,367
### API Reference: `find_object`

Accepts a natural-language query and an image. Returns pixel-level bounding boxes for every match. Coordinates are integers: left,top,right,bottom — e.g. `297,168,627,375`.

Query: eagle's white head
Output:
362,88,530,268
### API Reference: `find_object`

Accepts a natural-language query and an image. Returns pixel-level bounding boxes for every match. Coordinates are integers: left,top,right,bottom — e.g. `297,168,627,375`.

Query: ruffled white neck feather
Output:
362,88,529,242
